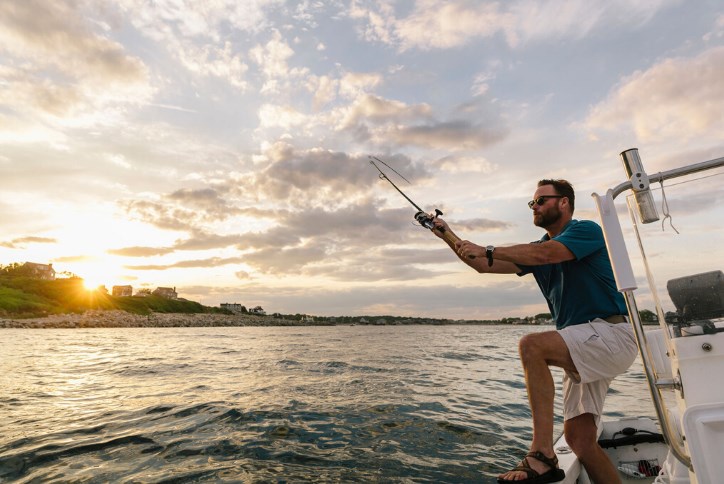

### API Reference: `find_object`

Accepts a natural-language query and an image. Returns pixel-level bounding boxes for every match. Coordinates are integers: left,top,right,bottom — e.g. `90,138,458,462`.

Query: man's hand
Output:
455,240,486,260
431,216,450,239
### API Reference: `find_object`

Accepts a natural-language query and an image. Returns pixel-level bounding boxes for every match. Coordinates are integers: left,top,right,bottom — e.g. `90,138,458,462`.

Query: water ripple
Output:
0,325,654,482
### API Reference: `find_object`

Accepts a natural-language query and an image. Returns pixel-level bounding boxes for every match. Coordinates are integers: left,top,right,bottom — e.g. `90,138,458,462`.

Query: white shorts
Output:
558,320,638,421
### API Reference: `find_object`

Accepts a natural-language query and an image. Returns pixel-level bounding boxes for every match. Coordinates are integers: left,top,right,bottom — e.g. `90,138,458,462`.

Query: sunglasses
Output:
528,195,564,208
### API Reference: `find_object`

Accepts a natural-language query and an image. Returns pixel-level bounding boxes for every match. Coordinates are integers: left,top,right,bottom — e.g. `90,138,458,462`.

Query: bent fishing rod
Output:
369,156,474,257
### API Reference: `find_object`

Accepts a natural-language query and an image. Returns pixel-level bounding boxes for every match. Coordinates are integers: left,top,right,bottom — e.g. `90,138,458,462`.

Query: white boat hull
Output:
554,417,669,483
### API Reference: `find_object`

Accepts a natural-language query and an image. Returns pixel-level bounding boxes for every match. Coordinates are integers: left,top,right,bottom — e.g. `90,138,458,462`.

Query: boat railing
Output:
592,150,724,471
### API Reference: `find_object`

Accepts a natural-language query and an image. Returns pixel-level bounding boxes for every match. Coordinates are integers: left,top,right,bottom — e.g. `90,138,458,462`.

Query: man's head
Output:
530,179,575,228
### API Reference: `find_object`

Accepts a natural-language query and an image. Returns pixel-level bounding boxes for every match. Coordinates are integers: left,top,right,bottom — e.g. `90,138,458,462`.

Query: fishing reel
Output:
414,209,443,230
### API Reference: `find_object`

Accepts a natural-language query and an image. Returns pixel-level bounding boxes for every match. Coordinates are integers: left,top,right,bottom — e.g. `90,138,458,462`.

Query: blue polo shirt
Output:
516,219,627,330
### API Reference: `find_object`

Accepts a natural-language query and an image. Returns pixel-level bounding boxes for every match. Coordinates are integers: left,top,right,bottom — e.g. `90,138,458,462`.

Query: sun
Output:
76,260,122,291
82,276,106,291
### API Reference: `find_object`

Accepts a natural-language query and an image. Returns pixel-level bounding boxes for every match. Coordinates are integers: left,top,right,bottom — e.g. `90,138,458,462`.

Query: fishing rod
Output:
369,156,469,253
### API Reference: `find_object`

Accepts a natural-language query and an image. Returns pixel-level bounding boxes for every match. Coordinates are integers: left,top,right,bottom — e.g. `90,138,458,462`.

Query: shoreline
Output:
0,310,525,329
0,310,318,329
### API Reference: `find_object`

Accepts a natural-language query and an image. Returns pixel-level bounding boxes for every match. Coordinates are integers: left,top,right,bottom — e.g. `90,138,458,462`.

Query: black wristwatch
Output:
485,245,495,267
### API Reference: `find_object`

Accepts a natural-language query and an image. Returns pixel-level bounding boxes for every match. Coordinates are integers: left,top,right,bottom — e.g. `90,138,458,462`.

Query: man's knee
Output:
519,331,574,370
518,332,554,360
518,334,540,365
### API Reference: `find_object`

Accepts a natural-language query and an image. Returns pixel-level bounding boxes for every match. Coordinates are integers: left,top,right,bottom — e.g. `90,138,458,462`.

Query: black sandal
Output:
497,450,566,484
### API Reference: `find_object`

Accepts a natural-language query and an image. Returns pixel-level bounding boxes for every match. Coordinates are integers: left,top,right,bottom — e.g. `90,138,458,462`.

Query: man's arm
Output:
491,240,575,266
432,218,576,272
431,218,520,274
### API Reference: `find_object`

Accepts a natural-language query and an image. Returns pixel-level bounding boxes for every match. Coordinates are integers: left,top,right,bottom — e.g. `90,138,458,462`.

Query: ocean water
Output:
0,325,653,483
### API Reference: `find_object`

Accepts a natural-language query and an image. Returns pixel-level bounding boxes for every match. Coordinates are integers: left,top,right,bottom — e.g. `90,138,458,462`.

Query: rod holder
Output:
620,148,660,224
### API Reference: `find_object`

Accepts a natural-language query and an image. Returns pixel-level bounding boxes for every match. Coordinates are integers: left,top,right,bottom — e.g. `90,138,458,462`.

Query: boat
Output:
553,149,724,483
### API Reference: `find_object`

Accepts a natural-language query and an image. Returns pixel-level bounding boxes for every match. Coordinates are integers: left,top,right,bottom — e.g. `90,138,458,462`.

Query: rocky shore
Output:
0,310,328,329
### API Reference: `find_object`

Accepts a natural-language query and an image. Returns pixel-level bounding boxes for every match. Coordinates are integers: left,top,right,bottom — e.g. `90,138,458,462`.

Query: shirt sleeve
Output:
516,264,531,276
553,220,605,260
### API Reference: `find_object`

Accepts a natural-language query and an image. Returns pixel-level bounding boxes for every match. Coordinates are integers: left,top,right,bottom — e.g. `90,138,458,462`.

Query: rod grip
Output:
441,229,460,246
439,228,475,259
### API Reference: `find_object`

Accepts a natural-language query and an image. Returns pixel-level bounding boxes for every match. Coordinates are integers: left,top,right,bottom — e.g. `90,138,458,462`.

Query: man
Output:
431,179,638,484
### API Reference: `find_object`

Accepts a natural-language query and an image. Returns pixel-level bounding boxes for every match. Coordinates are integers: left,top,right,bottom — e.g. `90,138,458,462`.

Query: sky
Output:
1,0,723,320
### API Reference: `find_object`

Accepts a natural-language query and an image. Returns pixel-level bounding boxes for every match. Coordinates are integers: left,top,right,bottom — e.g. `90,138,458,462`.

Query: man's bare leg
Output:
565,414,621,484
498,331,576,481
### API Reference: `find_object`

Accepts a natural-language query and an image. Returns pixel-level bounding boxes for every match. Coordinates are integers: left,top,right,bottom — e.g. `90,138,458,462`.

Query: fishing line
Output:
369,156,473,258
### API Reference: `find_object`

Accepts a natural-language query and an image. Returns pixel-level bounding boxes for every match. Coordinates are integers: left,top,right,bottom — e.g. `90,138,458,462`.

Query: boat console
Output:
667,270,724,334
590,149,724,484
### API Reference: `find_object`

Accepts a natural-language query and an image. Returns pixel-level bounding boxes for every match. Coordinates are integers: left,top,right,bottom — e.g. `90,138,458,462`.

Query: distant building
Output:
22,262,55,280
112,285,133,297
153,286,178,299
221,303,246,313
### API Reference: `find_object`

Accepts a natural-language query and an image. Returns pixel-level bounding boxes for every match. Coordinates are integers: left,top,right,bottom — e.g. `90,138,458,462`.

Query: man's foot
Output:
497,450,565,483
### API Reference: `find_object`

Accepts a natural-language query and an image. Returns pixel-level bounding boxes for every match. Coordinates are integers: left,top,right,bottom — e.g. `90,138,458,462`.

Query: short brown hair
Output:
538,179,575,214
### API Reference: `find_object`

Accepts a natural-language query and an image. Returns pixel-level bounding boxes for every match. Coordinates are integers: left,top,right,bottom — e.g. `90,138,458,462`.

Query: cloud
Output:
53,255,93,263
341,94,433,127
430,155,497,174
584,46,724,144
126,256,246,271
124,187,246,232
258,104,309,129
107,246,175,257
505,0,670,47
239,245,328,273
383,120,507,150
239,146,429,206
449,218,515,232
116,0,281,39
309,75,339,111
393,1,506,50
235,270,252,280
653,189,724,218
349,0,674,51
0,0,152,125
0,236,57,249
250,29,294,79
173,232,244,251
339,72,383,98
107,232,243,258
114,0,288,90
249,29,309,95
113,141,512,284
175,41,250,91
124,200,198,232
335,94,507,150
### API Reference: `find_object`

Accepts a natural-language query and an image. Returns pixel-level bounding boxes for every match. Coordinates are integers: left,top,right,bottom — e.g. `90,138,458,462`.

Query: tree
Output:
0,263,31,277
639,309,658,323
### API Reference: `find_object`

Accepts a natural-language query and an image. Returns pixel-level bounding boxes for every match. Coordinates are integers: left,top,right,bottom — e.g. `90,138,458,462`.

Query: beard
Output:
533,205,562,228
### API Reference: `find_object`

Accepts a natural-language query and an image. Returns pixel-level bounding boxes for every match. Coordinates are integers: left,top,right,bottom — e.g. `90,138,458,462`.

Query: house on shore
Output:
112,285,133,297
221,303,246,314
153,287,178,299
23,262,55,280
